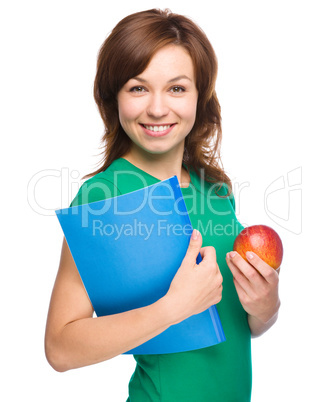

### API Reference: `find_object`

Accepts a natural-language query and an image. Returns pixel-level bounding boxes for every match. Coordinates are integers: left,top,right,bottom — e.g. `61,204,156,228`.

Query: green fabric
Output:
71,158,252,402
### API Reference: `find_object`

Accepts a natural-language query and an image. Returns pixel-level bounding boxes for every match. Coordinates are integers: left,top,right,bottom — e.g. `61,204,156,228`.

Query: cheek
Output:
118,104,134,125
180,97,198,127
118,96,142,125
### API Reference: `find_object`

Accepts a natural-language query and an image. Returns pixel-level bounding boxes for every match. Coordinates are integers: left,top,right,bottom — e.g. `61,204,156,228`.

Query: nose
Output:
146,93,169,118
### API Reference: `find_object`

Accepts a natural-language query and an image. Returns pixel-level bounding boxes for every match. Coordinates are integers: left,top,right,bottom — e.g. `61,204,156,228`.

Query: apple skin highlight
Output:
233,225,283,269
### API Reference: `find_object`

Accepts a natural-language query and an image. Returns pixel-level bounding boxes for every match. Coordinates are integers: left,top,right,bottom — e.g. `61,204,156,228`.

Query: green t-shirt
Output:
71,158,252,402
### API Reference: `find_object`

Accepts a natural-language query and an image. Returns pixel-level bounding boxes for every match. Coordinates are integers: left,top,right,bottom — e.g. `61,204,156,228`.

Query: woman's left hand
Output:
226,251,280,331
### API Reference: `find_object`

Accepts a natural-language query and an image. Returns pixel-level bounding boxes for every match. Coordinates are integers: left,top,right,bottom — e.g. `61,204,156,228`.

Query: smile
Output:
143,124,172,132
140,123,176,137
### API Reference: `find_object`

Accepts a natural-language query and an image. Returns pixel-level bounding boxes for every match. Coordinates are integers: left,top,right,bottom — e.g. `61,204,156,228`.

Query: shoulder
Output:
189,167,236,212
70,170,121,207
216,183,236,212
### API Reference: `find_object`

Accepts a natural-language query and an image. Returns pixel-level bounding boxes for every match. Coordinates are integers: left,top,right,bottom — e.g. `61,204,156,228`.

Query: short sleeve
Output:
229,192,236,212
70,177,121,207
216,182,236,212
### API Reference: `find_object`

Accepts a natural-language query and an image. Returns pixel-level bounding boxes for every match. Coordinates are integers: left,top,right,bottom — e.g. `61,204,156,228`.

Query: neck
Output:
122,147,190,188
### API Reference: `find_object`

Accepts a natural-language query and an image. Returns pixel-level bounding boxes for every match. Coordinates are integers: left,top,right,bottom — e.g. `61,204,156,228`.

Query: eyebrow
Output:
132,75,192,84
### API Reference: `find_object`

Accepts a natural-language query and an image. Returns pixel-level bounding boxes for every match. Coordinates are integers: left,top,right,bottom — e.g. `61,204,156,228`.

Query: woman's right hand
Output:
165,229,223,325
45,230,222,372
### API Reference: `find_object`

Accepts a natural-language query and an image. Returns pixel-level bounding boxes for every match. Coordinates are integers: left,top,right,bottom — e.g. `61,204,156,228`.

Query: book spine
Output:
208,305,226,342
168,176,193,234
169,176,226,343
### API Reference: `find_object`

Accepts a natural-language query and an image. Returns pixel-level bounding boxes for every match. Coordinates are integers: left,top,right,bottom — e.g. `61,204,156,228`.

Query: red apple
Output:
233,225,283,269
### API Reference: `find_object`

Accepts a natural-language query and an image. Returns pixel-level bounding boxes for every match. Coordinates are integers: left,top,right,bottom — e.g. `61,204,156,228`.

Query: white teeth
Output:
144,125,171,132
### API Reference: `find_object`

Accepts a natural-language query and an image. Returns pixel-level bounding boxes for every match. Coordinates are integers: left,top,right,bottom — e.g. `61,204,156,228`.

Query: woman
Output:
45,9,280,401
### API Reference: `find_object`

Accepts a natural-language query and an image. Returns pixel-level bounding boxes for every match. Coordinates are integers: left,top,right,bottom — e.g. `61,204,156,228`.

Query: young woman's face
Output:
117,45,198,160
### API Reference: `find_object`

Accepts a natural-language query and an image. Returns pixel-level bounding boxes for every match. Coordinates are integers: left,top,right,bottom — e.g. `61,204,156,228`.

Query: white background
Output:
2,0,328,401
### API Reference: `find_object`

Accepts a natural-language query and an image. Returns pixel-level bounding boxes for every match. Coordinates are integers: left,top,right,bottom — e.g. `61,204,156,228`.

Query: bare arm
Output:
247,310,279,338
45,230,222,372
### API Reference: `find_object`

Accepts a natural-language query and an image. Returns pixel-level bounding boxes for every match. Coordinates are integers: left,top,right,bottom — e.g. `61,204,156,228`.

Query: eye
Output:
129,86,146,93
170,86,185,93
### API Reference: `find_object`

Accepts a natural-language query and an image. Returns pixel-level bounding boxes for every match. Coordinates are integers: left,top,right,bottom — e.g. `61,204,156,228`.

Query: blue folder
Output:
55,176,225,354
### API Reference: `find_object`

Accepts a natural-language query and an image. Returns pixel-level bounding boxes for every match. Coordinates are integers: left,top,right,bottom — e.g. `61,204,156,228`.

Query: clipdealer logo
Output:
91,218,244,240
92,219,193,240
264,167,302,235
27,166,303,236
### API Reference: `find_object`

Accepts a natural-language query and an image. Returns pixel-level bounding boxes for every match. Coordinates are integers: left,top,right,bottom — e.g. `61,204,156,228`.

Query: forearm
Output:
46,231,220,372
248,304,280,338
46,296,174,372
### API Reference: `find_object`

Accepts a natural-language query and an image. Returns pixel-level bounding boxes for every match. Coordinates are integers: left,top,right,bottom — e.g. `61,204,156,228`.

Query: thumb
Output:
181,229,202,267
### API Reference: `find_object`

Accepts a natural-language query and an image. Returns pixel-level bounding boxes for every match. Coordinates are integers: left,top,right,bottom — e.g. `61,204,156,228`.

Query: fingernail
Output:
246,251,254,259
192,229,200,240
228,251,236,259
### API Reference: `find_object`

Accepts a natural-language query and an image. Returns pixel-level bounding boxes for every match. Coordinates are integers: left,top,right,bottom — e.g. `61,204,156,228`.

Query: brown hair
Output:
85,8,231,194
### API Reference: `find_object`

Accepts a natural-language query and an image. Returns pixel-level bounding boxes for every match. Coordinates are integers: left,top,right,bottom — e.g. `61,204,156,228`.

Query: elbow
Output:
44,337,70,373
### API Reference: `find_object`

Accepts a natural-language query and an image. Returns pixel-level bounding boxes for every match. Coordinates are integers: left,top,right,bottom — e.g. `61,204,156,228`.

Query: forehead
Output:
135,45,195,80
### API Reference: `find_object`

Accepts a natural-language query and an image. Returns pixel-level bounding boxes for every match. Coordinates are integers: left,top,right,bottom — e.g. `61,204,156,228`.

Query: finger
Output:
232,276,248,302
226,253,255,294
226,251,265,285
199,247,220,276
199,246,217,262
181,229,203,267
245,251,279,285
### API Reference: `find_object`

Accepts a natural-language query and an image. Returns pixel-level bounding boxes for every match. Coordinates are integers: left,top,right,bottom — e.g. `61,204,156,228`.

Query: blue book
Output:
55,176,225,354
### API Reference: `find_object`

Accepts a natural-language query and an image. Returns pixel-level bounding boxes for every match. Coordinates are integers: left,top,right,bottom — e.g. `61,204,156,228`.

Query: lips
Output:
140,123,176,137
143,124,171,132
